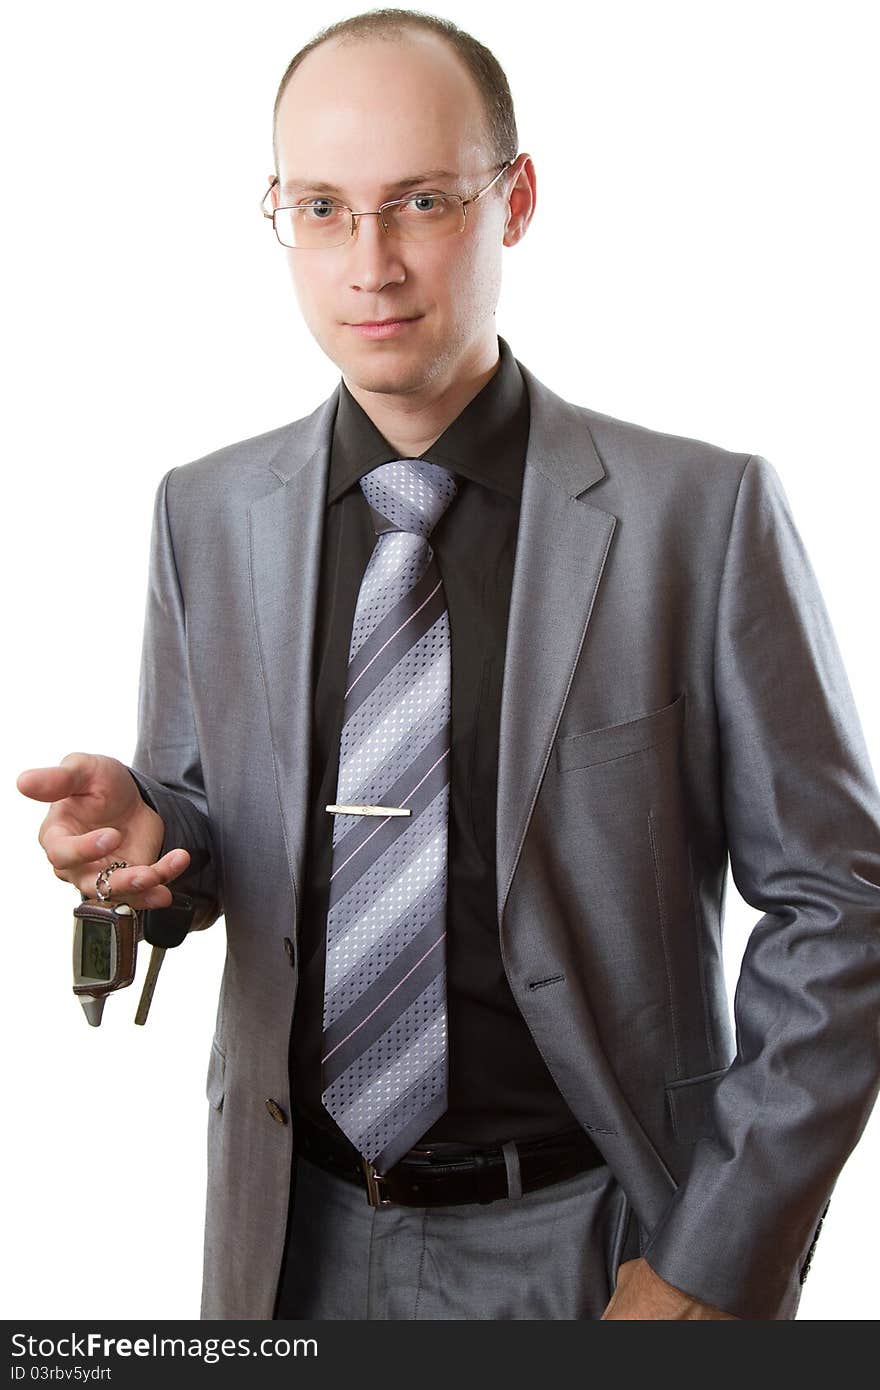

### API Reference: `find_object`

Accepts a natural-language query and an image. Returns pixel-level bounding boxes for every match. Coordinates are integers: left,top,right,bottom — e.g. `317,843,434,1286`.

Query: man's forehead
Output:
274,37,489,199
279,167,461,198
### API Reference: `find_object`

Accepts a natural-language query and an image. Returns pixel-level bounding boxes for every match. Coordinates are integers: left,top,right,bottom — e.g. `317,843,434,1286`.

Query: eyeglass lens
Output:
273,193,465,248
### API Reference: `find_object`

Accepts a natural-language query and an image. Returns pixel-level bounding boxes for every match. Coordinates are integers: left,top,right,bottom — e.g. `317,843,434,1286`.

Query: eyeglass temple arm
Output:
464,159,514,209
261,175,279,218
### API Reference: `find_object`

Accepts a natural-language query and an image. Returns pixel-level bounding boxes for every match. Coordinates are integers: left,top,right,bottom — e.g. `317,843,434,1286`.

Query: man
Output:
18,10,880,1320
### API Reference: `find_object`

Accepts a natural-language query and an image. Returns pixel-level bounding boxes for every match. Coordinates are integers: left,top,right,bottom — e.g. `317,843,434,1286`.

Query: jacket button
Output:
265,1098,287,1125
283,937,295,966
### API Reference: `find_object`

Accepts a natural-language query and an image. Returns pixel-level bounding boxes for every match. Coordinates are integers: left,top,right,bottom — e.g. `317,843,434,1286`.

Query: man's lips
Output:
347,316,419,326
346,317,421,338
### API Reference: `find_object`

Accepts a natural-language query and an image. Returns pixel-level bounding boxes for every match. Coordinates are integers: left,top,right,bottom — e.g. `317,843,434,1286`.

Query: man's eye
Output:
401,193,447,214
299,199,342,220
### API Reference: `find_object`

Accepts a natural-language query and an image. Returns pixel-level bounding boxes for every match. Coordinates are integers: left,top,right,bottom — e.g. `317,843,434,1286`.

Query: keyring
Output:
95,860,129,902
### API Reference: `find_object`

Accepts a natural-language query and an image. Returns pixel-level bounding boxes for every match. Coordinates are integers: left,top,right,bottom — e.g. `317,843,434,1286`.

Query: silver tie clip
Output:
325,803,411,817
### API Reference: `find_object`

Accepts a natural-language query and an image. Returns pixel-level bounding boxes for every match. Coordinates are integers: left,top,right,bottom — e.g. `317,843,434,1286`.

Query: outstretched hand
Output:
17,751,191,911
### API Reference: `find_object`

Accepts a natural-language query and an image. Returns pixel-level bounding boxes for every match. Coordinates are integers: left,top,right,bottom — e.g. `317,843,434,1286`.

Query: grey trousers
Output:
275,1149,636,1320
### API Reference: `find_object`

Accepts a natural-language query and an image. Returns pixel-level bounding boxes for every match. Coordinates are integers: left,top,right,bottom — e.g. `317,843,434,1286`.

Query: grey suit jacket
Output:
129,349,880,1320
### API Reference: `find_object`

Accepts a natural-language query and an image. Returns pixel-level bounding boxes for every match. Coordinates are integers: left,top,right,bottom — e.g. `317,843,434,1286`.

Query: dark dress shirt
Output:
290,333,581,1152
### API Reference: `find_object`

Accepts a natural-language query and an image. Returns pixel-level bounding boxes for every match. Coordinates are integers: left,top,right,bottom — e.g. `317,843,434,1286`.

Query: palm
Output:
18,752,178,908
48,764,144,857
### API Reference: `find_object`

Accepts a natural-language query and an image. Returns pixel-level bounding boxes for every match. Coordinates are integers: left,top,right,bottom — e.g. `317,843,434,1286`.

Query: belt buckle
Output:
361,1155,392,1208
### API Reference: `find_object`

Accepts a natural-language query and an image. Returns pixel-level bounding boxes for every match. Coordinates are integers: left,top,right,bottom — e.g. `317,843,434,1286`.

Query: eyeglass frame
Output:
260,158,515,249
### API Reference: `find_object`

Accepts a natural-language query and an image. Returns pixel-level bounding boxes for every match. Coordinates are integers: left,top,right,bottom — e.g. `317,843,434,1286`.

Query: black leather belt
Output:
292,1104,608,1209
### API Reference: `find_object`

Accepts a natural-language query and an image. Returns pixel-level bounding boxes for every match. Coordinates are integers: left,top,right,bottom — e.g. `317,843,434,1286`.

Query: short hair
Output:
271,7,518,190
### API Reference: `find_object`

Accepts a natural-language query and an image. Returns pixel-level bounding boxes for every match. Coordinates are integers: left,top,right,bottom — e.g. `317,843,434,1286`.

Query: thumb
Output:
58,751,100,794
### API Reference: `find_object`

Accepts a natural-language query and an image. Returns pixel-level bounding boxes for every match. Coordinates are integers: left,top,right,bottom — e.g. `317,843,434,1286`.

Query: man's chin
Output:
339,350,437,397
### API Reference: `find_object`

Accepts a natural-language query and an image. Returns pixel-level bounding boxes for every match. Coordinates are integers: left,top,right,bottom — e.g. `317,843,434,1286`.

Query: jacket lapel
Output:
248,388,339,930
247,359,617,939
496,361,616,928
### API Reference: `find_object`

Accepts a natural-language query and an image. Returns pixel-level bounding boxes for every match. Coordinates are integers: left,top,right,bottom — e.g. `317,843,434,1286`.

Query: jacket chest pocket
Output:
556,689,686,773
552,687,705,1077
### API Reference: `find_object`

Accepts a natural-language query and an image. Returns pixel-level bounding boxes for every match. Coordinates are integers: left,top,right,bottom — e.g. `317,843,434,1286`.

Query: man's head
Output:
267,9,534,400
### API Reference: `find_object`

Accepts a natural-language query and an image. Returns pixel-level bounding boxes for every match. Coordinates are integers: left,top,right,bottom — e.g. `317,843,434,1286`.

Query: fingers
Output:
20,755,190,910
16,753,97,802
42,823,121,870
78,849,192,910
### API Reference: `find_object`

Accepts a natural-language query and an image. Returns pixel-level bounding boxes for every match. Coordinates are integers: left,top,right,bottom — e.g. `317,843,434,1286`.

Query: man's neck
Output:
343,338,501,457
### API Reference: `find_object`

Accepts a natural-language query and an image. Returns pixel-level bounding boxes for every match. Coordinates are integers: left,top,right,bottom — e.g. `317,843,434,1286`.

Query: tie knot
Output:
360,458,458,539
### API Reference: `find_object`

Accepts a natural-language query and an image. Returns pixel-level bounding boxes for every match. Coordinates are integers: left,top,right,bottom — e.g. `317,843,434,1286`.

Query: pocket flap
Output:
557,690,685,772
665,1064,731,1144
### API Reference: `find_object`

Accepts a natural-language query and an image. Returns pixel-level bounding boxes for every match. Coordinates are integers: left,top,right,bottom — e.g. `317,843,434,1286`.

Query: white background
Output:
3,0,878,1321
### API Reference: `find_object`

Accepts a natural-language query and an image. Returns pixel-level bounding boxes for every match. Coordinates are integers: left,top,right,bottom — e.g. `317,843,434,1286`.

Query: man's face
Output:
272,31,515,397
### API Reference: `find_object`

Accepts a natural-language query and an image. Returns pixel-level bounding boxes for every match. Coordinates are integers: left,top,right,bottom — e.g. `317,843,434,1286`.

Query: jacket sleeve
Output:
127,467,223,937
641,453,880,1319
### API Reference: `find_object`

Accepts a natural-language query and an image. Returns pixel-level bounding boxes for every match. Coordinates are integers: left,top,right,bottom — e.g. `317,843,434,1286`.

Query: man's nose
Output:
347,211,406,292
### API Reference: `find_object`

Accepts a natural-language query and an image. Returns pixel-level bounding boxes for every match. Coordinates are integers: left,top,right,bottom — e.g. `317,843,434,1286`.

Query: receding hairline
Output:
276,28,486,139
270,11,518,185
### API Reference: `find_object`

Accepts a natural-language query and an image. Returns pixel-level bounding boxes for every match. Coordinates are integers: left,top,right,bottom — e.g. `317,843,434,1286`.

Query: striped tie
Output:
320,457,458,1175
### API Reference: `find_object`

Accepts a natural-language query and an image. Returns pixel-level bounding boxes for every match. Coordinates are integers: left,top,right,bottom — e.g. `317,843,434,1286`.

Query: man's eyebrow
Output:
280,170,458,198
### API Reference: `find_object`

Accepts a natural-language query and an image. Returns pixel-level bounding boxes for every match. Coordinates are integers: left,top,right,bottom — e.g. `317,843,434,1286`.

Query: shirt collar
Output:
327,333,528,505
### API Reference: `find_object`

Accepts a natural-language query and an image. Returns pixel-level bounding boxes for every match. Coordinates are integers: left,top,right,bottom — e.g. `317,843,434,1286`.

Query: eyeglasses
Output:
260,160,513,250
